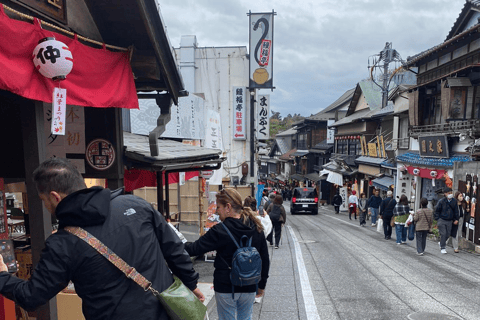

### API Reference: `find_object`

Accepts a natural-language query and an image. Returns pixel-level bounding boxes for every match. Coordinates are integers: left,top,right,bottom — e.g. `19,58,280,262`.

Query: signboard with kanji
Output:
86,139,116,171
249,12,275,89
327,120,335,144
419,135,449,158
256,94,270,140
368,143,378,157
233,87,246,140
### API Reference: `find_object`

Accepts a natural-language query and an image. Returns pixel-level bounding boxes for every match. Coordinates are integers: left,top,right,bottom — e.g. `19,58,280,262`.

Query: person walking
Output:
0,158,204,320
392,195,410,245
451,191,466,253
266,194,287,249
358,193,368,226
185,188,270,320
434,187,459,254
414,197,434,255
367,189,382,227
380,190,396,240
332,191,343,214
348,190,358,220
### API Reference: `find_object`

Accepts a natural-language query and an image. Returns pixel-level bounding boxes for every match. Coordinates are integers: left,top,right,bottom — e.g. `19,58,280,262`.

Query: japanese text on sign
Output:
419,135,449,158
51,88,66,135
233,87,246,140
256,95,270,140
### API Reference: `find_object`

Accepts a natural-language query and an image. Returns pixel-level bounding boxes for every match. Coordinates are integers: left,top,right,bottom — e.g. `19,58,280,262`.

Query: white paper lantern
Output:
33,37,73,81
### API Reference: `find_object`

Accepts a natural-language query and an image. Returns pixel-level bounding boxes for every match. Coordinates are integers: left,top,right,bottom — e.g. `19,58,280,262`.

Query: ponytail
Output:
241,206,263,233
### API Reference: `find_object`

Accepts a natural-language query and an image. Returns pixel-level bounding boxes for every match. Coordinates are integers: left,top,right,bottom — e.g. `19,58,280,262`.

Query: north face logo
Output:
124,208,136,216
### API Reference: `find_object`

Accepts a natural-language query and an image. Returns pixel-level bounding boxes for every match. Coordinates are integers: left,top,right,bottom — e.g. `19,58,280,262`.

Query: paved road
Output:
197,203,480,320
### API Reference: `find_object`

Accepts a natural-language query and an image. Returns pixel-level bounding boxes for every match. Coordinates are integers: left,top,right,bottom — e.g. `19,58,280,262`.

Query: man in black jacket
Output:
0,158,204,320
380,191,396,240
434,187,459,254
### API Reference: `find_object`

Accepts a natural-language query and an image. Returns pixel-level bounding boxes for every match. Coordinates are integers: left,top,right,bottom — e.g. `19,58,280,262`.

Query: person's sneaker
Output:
417,252,424,256
372,223,376,227
401,241,407,244
274,246,279,249
397,243,401,245
441,249,447,254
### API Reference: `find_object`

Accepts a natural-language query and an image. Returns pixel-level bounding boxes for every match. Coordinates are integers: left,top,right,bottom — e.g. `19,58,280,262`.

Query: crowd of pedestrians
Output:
336,186,465,255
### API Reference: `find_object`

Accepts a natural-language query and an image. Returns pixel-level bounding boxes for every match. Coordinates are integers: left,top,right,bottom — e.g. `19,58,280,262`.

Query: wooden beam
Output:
21,101,57,320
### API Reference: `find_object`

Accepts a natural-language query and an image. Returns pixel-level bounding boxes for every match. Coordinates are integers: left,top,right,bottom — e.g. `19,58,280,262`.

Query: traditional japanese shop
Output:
0,1,188,319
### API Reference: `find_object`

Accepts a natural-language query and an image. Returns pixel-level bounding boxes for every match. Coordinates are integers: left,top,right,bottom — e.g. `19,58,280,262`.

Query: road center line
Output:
287,225,321,320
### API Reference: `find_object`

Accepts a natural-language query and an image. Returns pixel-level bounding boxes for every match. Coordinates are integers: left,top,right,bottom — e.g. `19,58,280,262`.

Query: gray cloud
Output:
159,0,466,117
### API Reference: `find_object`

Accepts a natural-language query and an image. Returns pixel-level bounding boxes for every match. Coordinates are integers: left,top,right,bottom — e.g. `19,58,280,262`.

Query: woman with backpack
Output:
184,188,270,320
266,194,287,249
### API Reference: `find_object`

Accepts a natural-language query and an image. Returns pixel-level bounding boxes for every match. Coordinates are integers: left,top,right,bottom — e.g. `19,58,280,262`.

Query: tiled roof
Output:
355,156,386,166
314,88,355,115
396,152,471,168
279,148,297,161
312,139,333,150
276,138,289,155
276,127,297,137
446,0,480,41
372,176,395,191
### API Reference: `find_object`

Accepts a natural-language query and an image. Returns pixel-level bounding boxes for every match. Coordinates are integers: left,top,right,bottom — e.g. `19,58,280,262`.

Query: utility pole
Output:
250,89,256,197
368,42,404,109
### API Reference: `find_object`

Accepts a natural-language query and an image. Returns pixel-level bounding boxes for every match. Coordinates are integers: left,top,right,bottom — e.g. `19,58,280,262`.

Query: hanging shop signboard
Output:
367,143,378,158
249,11,275,89
418,135,449,158
233,87,246,140
256,94,270,140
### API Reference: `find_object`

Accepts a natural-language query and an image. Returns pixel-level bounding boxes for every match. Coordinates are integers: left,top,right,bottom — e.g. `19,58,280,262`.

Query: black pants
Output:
383,216,392,238
349,207,357,219
334,205,340,213
359,210,367,225
416,230,428,253
267,219,282,247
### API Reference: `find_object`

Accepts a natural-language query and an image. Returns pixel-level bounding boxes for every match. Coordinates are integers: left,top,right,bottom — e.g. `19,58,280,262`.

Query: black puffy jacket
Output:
185,217,269,293
0,187,198,320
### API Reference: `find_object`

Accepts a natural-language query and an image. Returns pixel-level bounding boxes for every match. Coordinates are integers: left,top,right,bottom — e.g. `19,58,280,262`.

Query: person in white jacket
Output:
348,190,358,220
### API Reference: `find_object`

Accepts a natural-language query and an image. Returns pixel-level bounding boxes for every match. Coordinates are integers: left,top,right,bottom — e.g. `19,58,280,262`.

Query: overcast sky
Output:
159,0,466,118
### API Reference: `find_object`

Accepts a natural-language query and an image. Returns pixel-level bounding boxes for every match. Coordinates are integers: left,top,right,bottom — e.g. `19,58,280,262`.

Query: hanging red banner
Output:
0,8,138,109
406,166,445,180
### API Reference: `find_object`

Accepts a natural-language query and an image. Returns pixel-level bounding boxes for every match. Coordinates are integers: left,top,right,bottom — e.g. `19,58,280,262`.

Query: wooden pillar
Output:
177,180,182,223
21,101,57,320
156,172,164,216
107,108,125,190
199,176,205,235
165,172,170,220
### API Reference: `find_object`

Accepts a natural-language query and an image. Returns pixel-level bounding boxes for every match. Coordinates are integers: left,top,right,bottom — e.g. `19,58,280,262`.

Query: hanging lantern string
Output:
2,4,128,52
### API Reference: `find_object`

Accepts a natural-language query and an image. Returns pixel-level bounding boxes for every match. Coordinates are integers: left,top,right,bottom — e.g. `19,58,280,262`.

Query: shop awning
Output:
372,176,395,191
322,161,357,176
293,150,309,157
290,174,304,181
396,152,471,168
322,170,343,185
305,172,326,182
355,156,386,166
123,132,224,171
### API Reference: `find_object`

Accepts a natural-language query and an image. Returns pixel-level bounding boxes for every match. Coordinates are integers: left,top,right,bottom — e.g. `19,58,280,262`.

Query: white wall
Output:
175,40,251,182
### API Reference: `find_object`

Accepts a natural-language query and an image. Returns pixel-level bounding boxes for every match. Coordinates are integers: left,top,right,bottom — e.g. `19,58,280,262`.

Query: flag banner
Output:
249,12,274,89
0,8,138,109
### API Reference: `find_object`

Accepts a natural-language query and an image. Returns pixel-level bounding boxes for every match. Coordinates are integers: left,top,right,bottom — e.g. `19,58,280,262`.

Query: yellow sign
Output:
360,136,367,156
368,143,377,157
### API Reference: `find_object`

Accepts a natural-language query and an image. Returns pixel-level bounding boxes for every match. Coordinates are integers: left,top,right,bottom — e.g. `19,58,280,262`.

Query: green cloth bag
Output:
153,275,207,320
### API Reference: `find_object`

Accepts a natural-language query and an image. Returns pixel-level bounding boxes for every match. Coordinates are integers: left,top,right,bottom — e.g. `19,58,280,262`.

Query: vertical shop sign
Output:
205,110,223,185
51,88,67,135
256,94,270,140
327,120,335,144
249,11,275,89
233,87,246,140
340,187,348,212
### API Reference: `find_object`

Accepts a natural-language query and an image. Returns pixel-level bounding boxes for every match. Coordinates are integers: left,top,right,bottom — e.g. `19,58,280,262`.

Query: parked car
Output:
290,187,318,215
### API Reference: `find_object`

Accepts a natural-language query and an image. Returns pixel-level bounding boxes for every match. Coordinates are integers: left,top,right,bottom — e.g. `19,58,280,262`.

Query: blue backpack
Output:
221,223,262,298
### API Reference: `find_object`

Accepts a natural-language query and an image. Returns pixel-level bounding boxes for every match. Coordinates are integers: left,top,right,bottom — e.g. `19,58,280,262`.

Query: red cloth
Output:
124,169,199,192
0,8,138,109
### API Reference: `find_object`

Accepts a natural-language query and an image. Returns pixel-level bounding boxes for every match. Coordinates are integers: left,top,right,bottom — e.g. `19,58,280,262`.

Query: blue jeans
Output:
395,224,407,243
370,207,379,224
216,292,255,320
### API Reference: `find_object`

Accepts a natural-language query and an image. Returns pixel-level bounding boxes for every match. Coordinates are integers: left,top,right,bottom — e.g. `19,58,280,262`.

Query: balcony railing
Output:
409,119,480,137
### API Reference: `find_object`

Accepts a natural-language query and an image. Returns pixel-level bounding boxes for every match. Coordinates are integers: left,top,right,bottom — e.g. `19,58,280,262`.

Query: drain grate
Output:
408,312,462,320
